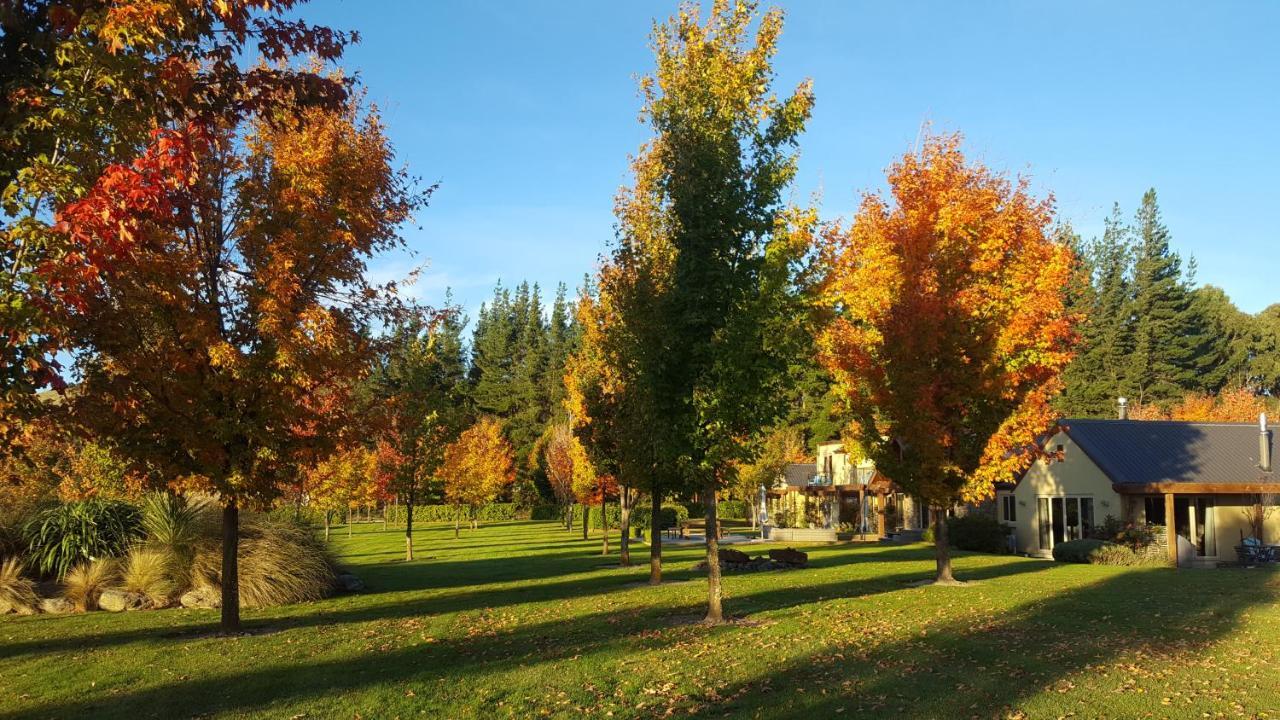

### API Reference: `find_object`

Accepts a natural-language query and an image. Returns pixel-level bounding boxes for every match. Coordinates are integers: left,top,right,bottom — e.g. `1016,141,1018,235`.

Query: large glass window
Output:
1038,496,1096,550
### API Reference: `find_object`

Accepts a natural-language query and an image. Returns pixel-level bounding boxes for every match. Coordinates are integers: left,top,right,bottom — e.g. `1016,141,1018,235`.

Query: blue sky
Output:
304,0,1280,318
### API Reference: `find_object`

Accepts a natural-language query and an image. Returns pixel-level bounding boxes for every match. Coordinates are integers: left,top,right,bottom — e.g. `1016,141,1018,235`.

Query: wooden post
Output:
1165,492,1177,567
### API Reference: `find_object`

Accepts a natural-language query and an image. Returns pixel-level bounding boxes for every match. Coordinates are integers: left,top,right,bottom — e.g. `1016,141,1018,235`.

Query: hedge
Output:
680,500,749,520
384,503,521,525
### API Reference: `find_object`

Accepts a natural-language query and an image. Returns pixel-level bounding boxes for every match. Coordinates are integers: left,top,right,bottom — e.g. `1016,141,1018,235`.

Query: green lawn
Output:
3,521,1280,719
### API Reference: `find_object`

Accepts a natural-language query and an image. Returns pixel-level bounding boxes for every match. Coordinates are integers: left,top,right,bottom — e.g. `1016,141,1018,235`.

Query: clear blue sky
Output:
304,0,1280,318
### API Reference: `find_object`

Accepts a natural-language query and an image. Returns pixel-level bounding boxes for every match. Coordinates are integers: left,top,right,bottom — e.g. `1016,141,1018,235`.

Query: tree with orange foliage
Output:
441,417,516,538
42,89,426,631
818,134,1078,584
2,0,352,452
1129,387,1270,422
532,423,581,532
572,461,619,555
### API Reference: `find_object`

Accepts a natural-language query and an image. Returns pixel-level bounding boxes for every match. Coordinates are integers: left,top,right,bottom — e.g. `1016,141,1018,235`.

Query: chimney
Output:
1261,413,1271,473
1117,397,1128,420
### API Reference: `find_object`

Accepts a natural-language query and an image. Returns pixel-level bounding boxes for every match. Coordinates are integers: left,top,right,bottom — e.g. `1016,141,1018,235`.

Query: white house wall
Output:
1007,430,1122,557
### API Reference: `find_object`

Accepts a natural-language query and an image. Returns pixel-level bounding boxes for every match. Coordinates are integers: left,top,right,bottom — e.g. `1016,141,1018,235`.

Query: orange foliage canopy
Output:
441,417,516,511
818,134,1078,504
1130,387,1270,423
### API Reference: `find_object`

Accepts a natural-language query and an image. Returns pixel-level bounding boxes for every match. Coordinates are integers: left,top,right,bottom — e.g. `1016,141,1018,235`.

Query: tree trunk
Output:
405,492,415,562
582,504,589,541
347,507,352,538
649,491,663,585
220,500,240,633
565,503,573,532
619,487,632,567
933,507,956,583
601,500,610,556
454,514,460,539
703,486,724,625
324,510,331,542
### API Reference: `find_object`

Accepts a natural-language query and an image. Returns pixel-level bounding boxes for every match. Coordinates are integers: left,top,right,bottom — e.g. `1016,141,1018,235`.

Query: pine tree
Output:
1057,210,1135,417
1126,189,1198,407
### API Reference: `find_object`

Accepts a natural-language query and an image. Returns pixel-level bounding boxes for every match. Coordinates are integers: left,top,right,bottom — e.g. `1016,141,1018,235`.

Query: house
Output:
1001,414,1279,566
766,441,927,540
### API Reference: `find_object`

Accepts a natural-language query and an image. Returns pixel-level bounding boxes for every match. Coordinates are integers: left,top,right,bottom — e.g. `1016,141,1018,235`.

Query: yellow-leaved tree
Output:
441,417,516,538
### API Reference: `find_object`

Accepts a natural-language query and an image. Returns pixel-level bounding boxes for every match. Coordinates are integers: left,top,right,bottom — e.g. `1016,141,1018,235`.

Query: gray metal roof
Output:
782,463,817,487
1061,419,1275,486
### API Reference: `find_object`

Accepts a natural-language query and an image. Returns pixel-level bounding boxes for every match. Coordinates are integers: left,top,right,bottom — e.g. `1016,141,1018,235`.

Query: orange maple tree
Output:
441,417,516,537
41,90,425,631
818,133,1078,583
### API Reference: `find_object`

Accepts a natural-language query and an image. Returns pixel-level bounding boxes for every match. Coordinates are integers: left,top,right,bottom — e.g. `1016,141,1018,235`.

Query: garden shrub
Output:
0,523,21,558
1089,542,1139,566
947,514,1009,554
1051,538,1108,563
191,516,336,608
23,499,144,578
63,557,119,611
921,526,934,543
0,557,39,615
718,500,749,520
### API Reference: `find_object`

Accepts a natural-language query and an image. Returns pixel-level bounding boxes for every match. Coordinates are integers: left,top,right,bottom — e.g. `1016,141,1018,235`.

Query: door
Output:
1037,496,1096,552
1174,497,1216,557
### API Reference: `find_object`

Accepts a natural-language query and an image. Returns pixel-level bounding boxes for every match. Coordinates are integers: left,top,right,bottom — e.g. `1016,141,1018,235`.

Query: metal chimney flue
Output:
1261,413,1271,473
1117,397,1128,421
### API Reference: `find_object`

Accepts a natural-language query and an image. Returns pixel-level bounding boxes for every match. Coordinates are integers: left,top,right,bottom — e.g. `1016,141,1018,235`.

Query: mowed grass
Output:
4,522,1280,719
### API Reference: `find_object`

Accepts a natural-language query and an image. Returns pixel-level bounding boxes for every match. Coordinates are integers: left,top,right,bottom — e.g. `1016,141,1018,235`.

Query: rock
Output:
98,589,150,612
769,548,808,567
719,548,751,564
335,572,364,593
179,587,221,609
39,597,74,615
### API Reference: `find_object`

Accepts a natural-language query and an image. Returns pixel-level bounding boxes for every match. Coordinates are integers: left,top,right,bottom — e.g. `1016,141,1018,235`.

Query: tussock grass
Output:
120,548,177,606
0,557,39,615
191,518,336,608
62,557,119,612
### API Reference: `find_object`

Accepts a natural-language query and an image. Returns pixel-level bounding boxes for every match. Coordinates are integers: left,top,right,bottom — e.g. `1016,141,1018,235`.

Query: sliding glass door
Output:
1037,496,1095,551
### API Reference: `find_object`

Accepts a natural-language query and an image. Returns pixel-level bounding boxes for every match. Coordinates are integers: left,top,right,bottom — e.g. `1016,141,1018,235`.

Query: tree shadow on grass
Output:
1,556,1056,718
0,544,1027,664
690,566,1280,718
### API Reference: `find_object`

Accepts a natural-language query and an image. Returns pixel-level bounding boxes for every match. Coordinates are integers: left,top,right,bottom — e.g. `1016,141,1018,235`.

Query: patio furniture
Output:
1235,537,1280,565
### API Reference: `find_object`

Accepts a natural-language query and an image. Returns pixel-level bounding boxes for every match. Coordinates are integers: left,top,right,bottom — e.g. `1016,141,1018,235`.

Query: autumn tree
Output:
532,422,582,531
1129,387,1269,422
602,0,812,623
818,134,1077,585
441,416,516,538
43,86,425,632
734,426,807,529
1,0,352,450
365,307,470,560
305,445,376,541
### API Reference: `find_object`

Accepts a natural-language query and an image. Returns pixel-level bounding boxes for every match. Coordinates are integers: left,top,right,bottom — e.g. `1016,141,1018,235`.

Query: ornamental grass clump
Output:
190,517,336,608
0,557,39,615
120,547,178,607
63,557,119,612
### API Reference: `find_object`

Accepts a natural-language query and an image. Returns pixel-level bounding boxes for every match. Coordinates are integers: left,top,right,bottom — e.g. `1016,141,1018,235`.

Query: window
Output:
1037,496,1095,550
1000,494,1017,523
